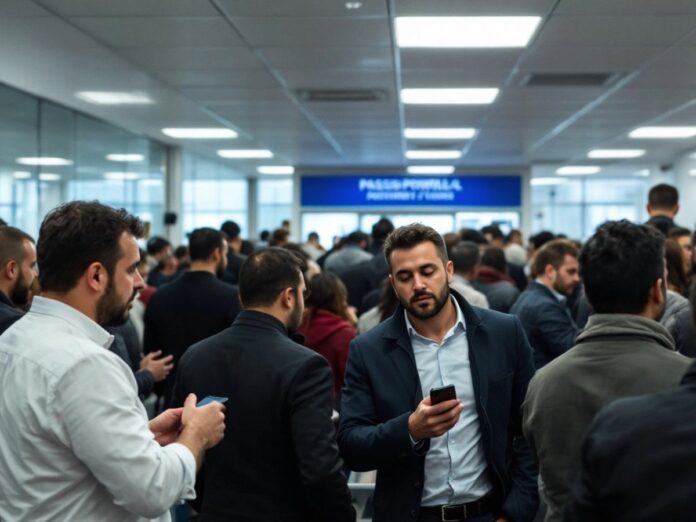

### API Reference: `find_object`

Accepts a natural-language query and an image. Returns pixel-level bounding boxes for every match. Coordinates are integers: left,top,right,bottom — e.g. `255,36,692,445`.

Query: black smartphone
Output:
430,384,457,405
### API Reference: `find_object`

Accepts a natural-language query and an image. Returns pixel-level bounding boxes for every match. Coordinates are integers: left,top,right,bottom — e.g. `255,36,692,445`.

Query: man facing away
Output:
510,239,580,369
522,220,691,522
644,183,682,235
144,227,240,408
0,226,38,334
339,224,538,522
0,201,226,521
172,247,355,521
449,240,490,309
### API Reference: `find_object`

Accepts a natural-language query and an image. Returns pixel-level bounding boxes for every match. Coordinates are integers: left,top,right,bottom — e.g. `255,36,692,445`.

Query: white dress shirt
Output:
405,297,492,506
0,297,196,521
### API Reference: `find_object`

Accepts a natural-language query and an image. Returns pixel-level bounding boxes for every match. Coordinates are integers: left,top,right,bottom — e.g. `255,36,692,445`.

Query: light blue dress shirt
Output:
405,297,493,506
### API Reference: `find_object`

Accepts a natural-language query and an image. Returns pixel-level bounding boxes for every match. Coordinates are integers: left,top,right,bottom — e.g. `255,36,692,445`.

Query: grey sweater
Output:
522,314,691,522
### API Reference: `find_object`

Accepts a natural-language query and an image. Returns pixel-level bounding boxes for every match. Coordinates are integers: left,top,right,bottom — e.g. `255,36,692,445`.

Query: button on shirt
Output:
0,297,196,521
405,297,492,506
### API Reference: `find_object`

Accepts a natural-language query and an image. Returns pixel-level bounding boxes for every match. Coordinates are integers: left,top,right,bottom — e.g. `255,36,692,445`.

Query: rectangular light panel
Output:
257,166,295,175
629,127,696,139
106,154,145,162
405,128,476,139
105,172,140,181
401,88,498,105
407,166,455,174
406,150,462,159
396,16,541,48
588,149,645,158
76,91,153,105
16,157,73,166
556,166,601,175
218,149,274,159
162,128,238,139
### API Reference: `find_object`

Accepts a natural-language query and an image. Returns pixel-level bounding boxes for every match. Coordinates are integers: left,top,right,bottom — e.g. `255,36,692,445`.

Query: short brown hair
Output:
38,201,144,293
0,226,34,268
383,224,448,271
533,239,579,277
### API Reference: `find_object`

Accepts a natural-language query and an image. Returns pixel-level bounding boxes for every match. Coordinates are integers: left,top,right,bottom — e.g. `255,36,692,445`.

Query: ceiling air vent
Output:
520,72,619,87
296,89,388,102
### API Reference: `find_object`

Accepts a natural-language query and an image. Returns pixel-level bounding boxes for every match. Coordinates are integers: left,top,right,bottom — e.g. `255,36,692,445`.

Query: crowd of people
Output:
0,182,694,521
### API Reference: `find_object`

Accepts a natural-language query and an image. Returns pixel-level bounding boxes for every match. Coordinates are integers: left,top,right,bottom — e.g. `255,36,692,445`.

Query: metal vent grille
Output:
296,89,388,102
521,72,619,87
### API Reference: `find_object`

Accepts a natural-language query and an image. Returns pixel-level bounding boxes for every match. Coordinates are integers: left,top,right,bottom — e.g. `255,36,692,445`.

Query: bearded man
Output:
170,247,355,522
338,224,538,522
510,239,581,369
0,226,39,333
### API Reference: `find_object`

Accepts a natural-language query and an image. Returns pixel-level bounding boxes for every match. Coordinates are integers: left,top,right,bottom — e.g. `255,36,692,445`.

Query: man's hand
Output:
181,393,226,450
140,350,174,382
149,407,183,446
408,396,464,442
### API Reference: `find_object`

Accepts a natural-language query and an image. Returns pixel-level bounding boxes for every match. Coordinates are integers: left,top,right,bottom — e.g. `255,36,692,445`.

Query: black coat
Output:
565,361,696,522
144,271,240,406
107,319,154,398
510,281,578,369
222,251,246,286
0,292,23,336
669,306,696,357
341,253,389,309
171,311,355,522
338,292,538,522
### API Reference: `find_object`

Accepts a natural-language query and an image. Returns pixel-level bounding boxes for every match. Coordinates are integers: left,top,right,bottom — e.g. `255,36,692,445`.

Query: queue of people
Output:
0,182,695,521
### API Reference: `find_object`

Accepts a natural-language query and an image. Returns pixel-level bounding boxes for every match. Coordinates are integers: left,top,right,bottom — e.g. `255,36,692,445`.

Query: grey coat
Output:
522,314,691,522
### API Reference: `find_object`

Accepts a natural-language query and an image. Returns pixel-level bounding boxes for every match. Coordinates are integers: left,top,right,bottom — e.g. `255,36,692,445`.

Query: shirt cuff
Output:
164,442,197,501
408,433,427,451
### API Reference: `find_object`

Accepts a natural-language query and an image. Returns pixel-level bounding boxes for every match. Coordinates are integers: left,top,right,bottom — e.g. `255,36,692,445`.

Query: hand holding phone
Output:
408,385,462,442
430,384,457,405
197,396,229,408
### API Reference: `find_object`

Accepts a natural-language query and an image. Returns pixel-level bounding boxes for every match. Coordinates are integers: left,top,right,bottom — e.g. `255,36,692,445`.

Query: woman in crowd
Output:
298,272,357,408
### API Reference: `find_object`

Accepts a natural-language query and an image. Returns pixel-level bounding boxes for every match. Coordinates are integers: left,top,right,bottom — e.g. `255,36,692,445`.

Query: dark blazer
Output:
341,253,388,309
144,271,240,406
222,251,246,285
510,281,578,369
565,361,696,521
171,311,355,522
338,292,538,522
668,306,696,357
0,292,23,335
107,319,154,398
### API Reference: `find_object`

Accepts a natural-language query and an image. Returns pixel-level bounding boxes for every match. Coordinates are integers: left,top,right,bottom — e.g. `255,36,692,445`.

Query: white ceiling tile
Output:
39,0,220,16
278,69,394,89
183,88,289,102
157,69,278,88
262,47,392,69
1,0,51,16
556,0,696,15
69,17,244,47
519,45,661,72
231,17,390,47
216,0,388,17
395,0,555,16
119,47,263,70
401,68,510,87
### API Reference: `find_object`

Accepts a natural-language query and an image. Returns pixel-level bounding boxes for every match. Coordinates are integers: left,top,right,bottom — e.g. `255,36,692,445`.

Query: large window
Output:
182,152,247,237
0,82,166,237
257,178,293,236
532,177,649,240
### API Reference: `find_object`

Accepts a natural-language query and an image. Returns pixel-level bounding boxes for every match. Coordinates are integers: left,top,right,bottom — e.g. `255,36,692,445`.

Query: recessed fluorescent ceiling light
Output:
76,91,153,105
531,178,568,186
16,157,72,166
405,128,476,139
690,169,696,177
396,16,541,48
104,172,139,181
629,127,696,139
556,166,601,175
12,171,31,179
406,150,462,159
588,149,645,159
257,166,295,175
636,169,651,177
106,153,145,162
401,88,498,105
218,149,273,159
407,166,455,174
345,1,362,9
38,173,61,181
140,179,163,186
161,128,238,139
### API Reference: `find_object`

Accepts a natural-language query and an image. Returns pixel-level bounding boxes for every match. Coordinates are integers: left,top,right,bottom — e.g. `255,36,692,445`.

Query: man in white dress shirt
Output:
0,201,226,521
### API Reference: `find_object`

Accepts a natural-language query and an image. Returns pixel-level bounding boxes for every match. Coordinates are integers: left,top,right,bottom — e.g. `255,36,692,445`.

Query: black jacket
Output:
338,292,538,522
0,292,23,335
510,281,578,369
668,306,696,357
222,251,246,285
565,361,696,521
644,214,678,236
144,271,240,406
171,311,355,522
107,319,155,398
341,253,388,309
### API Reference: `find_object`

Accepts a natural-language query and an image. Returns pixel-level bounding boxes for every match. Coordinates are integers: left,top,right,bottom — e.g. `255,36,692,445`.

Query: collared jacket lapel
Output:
381,309,422,409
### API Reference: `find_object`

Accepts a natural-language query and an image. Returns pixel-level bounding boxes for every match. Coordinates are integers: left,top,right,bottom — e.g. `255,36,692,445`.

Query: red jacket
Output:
298,309,356,401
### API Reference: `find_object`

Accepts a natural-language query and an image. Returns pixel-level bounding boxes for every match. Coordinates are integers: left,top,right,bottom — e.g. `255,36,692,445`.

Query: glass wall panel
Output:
257,178,293,235
182,152,248,236
302,212,359,250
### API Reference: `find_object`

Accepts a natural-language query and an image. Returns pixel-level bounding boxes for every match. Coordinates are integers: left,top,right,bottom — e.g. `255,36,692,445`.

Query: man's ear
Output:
279,287,294,311
85,262,108,293
4,260,18,282
651,278,665,305
445,260,454,283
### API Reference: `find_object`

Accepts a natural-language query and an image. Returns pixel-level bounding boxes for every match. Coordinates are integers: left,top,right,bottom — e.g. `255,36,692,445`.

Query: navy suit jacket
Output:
338,292,538,522
510,281,578,369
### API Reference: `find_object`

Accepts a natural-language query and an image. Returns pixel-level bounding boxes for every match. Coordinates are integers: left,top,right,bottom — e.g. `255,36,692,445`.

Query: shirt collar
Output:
535,278,566,303
404,294,466,343
28,296,114,349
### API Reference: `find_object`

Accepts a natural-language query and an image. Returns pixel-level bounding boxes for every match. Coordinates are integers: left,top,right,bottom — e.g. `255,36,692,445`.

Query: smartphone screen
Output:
430,385,456,405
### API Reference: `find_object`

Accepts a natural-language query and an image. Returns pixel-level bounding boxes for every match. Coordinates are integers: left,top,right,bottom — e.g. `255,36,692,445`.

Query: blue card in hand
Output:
197,396,228,407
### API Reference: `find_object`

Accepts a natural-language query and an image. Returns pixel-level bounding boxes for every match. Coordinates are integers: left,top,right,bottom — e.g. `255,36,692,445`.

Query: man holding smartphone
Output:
339,224,537,522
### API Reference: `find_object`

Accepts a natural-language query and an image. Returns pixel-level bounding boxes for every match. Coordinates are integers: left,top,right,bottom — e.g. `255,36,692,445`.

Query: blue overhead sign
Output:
301,175,521,208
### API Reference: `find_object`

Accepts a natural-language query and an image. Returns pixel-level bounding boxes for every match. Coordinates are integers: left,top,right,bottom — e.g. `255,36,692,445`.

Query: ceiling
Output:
2,0,696,175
